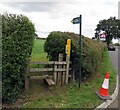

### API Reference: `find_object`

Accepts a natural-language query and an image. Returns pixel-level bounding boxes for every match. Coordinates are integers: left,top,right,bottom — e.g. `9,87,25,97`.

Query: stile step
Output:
45,79,55,86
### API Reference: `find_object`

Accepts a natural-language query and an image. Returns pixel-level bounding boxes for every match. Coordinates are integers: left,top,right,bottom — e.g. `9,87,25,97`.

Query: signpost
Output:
99,31,106,41
71,15,82,88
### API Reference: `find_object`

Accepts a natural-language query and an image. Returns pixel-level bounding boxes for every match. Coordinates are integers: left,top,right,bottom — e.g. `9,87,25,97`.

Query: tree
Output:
95,17,120,45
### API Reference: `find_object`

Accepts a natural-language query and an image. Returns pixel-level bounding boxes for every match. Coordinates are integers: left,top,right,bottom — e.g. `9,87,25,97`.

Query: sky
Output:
0,0,119,43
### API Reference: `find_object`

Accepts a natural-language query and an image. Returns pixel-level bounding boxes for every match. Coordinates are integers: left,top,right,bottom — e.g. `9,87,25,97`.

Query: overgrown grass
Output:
21,47,116,108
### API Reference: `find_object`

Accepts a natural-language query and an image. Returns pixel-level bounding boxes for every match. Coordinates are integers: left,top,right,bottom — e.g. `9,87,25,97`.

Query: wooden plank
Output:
54,61,72,65
30,68,54,72
30,68,71,72
45,79,55,86
30,61,55,65
55,61,67,65
30,75,48,80
55,68,71,72
30,61,71,65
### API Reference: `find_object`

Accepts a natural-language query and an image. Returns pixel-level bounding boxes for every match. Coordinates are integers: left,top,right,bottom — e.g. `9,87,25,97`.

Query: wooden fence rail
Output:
25,54,71,90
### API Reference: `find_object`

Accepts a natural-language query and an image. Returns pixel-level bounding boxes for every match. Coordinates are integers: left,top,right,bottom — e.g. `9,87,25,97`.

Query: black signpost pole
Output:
71,15,82,88
78,15,82,88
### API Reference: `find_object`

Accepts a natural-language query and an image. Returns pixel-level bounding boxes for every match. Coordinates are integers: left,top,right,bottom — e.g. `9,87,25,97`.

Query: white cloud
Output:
0,0,119,38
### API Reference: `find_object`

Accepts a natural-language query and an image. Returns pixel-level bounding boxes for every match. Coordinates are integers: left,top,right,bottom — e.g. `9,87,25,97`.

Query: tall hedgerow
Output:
44,31,107,81
2,13,35,103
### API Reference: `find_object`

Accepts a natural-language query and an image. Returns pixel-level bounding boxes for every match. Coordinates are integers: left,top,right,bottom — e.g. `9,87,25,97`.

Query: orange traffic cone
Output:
96,72,112,100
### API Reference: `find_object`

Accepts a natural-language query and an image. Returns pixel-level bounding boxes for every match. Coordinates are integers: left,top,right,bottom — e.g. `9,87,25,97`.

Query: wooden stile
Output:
25,54,71,89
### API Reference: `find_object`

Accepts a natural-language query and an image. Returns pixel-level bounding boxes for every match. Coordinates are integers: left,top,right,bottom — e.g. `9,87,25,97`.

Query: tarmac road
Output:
107,46,119,109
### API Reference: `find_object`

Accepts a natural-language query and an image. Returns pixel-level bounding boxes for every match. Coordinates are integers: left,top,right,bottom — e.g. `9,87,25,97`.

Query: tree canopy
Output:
95,17,120,45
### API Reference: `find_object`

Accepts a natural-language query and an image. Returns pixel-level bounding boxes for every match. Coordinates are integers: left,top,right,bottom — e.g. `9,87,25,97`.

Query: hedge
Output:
2,13,35,103
44,31,107,80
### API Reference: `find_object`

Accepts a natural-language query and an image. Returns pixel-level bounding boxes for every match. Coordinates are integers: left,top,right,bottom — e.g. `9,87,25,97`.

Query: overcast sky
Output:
0,0,119,40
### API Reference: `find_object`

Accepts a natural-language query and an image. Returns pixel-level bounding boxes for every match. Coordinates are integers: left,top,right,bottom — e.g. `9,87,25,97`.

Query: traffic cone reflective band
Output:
96,72,112,100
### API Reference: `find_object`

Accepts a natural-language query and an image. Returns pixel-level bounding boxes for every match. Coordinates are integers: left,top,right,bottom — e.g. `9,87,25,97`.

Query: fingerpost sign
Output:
71,15,82,88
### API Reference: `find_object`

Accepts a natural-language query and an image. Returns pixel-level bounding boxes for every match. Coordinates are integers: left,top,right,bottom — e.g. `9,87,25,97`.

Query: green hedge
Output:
2,13,35,103
44,31,107,80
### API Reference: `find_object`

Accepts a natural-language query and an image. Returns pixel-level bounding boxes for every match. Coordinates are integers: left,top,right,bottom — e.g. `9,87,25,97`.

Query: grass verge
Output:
19,50,116,108
30,39,48,68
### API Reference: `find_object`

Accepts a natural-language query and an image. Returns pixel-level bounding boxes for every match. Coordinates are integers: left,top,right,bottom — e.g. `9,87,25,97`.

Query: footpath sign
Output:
71,15,82,88
71,17,80,24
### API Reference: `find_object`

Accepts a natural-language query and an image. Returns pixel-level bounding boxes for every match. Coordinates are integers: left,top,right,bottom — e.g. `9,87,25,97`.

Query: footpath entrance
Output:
25,54,72,90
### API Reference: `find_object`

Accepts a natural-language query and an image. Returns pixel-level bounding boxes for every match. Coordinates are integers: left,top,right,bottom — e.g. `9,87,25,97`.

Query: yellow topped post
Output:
66,39,71,59
65,39,71,84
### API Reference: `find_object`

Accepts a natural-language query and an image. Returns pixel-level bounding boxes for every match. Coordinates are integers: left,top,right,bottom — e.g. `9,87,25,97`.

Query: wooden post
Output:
62,64,66,85
25,58,30,90
53,62,57,84
65,39,71,84
65,55,70,84
58,54,63,86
